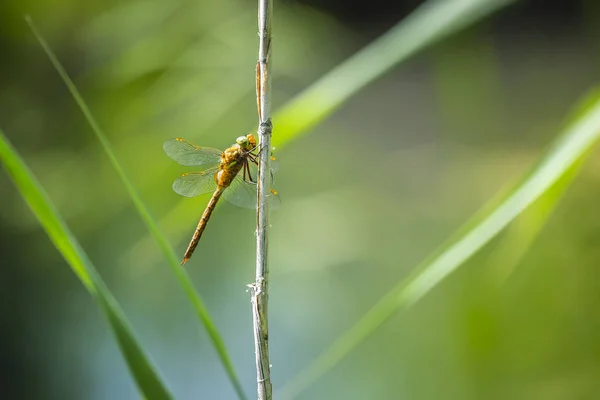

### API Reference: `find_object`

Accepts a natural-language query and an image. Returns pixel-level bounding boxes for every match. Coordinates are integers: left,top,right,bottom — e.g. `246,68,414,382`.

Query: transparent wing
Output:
163,138,222,167
222,174,256,209
269,153,279,174
222,173,281,209
268,189,282,209
172,168,218,198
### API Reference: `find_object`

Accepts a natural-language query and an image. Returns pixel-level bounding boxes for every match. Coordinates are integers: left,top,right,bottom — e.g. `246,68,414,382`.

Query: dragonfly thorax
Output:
217,144,248,189
216,155,245,188
222,146,244,163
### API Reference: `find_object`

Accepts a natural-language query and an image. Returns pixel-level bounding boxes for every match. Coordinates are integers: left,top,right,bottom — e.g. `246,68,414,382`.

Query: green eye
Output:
236,136,248,146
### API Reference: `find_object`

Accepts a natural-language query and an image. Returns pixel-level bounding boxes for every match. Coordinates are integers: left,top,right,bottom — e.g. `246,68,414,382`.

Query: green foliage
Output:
0,129,173,400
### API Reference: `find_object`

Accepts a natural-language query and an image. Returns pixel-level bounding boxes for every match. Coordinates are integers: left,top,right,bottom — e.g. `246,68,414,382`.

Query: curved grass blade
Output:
25,16,248,400
278,89,600,398
272,0,518,148
482,158,585,286
0,129,173,400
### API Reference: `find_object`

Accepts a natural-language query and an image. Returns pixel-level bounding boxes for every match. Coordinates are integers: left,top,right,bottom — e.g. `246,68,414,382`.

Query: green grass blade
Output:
482,156,586,286
25,16,247,400
272,0,518,148
0,129,173,400
278,89,600,398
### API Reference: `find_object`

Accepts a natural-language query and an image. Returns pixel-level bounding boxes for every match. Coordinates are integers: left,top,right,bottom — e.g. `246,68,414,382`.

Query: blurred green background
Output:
1,0,600,399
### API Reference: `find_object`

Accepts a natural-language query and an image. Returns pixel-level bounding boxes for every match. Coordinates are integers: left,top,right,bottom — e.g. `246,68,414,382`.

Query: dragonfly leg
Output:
246,149,276,186
245,160,256,183
254,144,267,158
246,154,275,184
247,153,258,165
247,150,271,165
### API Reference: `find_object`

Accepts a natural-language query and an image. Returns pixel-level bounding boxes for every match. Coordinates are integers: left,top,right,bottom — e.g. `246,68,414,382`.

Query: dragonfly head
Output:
236,134,257,150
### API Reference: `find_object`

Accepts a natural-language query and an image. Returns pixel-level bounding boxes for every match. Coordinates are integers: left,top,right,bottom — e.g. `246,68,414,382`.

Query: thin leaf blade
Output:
0,129,173,400
25,16,247,400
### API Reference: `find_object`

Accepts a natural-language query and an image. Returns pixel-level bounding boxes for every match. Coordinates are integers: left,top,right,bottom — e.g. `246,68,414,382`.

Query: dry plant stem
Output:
252,0,273,398
251,121,273,400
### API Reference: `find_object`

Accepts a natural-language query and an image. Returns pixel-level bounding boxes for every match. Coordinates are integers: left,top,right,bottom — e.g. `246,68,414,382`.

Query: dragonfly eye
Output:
236,135,249,148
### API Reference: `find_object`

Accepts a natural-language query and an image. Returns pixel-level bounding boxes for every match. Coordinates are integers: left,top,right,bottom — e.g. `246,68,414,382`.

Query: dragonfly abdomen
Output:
181,187,225,265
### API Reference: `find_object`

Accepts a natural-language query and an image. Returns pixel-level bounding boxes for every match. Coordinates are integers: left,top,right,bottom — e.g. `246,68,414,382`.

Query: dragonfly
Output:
164,134,278,265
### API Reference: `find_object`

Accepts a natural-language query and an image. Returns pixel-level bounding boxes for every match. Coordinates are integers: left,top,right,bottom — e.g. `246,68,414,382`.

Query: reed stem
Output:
251,0,274,398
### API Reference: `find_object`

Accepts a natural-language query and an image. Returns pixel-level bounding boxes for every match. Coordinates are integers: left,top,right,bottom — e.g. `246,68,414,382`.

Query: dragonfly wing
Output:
269,189,282,209
222,174,281,209
173,169,218,198
164,138,222,167
222,174,256,209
